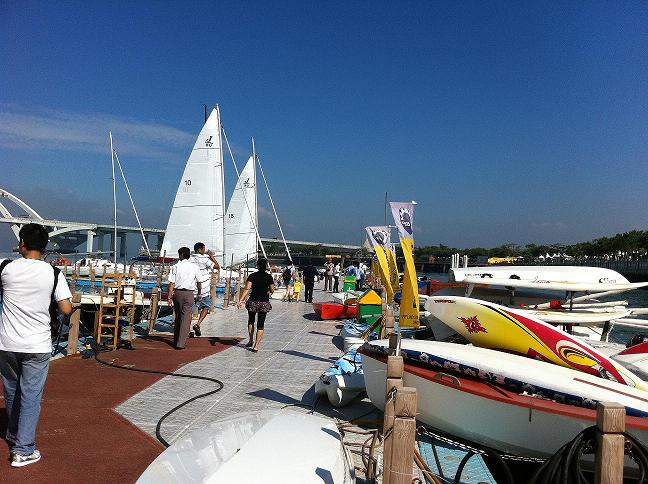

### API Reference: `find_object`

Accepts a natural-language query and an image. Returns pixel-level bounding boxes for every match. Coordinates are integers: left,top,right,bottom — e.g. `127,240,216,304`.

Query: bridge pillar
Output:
109,232,115,258
86,230,95,254
97,231,104,253
119,232,127,258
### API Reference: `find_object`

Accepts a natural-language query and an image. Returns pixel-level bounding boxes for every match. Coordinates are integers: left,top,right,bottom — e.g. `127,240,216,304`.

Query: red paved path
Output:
0,336,238,483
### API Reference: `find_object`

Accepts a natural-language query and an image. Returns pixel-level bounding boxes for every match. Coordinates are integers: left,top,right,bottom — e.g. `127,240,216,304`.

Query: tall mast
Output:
256,155,292,263
252,137,260,258
221,128,267,260
384,191,388,226
216,105,226,267
113,148,151,256
109,131,117,264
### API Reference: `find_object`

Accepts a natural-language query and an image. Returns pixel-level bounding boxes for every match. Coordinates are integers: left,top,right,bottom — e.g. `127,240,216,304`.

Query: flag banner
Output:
386,243,400,294
385,244,400,294
365,226,394,302
389,202,419,327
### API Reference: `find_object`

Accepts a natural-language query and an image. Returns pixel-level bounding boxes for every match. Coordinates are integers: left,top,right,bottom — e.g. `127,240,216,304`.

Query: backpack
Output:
282,267,292,280
0,259,61,327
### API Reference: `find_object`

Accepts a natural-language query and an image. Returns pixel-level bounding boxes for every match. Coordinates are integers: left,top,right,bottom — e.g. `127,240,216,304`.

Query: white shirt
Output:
190,253,215,296
0,258,72,353
168,259,200,291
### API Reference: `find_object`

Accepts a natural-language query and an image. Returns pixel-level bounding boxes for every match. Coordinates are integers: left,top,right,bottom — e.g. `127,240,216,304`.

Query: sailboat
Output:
224,154,261,267
161,105,290,268
160,107,226,262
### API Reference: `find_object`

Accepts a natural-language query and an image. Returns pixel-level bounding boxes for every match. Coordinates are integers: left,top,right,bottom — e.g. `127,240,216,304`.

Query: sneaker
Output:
192,324,201,337
11,450,41,467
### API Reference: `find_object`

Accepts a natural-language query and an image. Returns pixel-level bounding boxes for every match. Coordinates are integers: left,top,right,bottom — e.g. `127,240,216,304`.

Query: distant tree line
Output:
414,230,648,260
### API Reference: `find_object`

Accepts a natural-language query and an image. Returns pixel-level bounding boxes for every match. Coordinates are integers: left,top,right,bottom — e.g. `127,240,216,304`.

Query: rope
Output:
529,426,648,484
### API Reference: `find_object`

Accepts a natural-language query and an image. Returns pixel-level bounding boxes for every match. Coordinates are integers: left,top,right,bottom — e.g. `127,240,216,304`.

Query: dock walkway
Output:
117,282,384,475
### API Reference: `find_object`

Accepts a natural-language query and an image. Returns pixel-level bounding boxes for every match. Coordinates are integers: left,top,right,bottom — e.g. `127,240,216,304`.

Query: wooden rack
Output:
96,272,137,351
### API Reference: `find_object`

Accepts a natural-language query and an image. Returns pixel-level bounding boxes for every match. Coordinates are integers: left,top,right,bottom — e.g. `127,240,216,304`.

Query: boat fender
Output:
549,300,563,309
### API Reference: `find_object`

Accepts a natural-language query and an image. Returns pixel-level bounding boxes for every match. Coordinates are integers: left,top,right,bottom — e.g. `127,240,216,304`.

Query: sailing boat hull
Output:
313,302,358,320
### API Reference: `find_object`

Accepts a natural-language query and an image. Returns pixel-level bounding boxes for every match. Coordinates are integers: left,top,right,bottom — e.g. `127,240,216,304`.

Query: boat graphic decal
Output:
361,342,648,418
507,309,630,385
480,304,552,352
457,315,488,334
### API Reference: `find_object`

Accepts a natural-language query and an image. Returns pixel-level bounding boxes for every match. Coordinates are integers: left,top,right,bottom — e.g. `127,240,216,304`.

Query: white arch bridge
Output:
0,188,164,255
0,189,361,257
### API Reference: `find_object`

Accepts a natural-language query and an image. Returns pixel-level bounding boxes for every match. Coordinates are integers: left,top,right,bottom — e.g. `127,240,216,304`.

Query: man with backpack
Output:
0,223,73,467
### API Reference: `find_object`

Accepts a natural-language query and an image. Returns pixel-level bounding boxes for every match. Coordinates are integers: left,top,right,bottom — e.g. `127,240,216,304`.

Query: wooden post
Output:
595,402,625,484
382,355,404,484
66,293,82,356
234,267,242,304
210,271,218,311
388,387,418,484
224,273,232,309
148,287,159,334
156,263,162,286
384,305,395,339
89,265,96,294
72,266,79,293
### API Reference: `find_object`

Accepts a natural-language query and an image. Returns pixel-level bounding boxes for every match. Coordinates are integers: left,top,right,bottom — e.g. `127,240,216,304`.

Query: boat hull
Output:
313,302,358,320
360,349,648,459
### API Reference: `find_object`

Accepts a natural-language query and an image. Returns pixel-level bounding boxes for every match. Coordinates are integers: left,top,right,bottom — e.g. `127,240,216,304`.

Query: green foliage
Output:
414,230,648,259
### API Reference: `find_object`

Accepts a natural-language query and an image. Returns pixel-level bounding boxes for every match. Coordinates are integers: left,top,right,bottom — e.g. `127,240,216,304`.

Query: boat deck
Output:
2,281,412,482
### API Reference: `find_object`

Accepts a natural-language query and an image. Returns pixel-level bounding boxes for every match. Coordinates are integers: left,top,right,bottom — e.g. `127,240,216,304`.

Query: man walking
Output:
324,260,333,292
0,223,73,467
332,262,340,292
167,247,200,349
190,242,220,337
302,262,318,303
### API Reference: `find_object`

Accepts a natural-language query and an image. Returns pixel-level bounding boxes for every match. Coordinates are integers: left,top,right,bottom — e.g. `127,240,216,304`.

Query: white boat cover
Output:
137,409,354,483
160,107,225,260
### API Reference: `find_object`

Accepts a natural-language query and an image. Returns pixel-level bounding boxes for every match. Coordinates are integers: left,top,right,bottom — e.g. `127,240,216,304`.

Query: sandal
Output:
245,341,254,347
252,348,259,353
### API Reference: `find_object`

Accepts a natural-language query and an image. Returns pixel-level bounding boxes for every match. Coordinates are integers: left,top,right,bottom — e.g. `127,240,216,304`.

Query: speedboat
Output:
360,339,648,462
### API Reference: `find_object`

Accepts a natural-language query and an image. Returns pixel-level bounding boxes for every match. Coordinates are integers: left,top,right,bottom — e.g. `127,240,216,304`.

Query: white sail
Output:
224,155,258,267
161,107,225,259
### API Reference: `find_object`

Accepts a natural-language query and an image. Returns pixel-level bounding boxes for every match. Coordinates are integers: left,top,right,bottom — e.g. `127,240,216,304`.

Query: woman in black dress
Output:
237,258,276,352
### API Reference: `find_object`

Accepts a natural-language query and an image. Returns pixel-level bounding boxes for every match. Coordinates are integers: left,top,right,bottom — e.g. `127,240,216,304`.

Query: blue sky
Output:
1,1,647,250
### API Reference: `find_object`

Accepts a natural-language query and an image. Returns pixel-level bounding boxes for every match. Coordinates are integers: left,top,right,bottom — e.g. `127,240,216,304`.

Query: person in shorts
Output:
190,242,220,337
237,258,275,352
